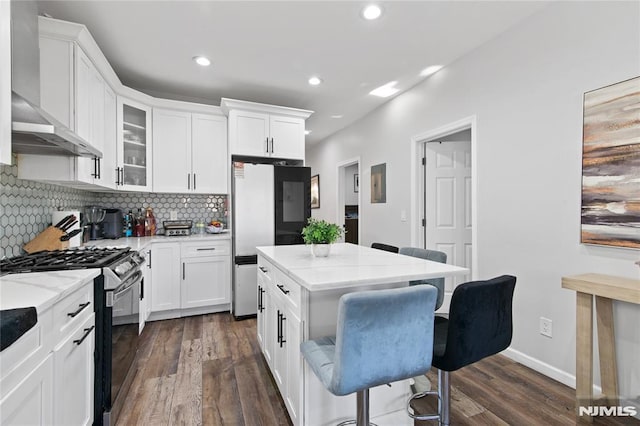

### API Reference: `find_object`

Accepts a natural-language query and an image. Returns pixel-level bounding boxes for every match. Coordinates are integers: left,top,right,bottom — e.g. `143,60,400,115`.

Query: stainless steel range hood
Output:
11,1,101,158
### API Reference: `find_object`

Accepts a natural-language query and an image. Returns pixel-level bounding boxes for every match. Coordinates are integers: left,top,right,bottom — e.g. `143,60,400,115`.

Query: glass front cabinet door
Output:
116,97,152,191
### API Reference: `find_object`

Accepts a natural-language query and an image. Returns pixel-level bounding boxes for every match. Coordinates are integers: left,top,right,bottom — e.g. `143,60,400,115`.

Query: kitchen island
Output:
256,243,469,426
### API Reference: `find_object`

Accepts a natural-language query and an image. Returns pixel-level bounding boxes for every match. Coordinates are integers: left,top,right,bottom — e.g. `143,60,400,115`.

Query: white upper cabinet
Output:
116,97,152,191
221,98,312,161
1,0,12,165
153,109,227,194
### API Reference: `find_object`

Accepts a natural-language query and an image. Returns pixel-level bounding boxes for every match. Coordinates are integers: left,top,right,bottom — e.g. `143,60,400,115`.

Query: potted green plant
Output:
301,218,344,257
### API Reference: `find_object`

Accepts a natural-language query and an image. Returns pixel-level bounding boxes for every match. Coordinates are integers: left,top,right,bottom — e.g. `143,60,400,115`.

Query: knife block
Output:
52,210,81,248
23,226,69,253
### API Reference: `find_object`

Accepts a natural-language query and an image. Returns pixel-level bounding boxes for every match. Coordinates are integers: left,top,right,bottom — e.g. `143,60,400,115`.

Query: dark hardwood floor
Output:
117,313,639,426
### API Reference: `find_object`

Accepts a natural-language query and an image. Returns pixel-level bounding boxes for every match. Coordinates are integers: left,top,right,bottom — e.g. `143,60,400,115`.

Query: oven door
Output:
104,270,141,425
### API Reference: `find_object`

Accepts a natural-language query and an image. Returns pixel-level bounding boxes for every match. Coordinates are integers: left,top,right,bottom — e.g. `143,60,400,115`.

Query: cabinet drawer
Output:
181,240,230,258
273,269,301,312
257,257,274,282
52,284,93,341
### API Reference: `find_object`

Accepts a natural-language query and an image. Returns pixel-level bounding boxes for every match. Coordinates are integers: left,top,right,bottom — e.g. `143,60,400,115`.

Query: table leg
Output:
595,296,618,406
576,292,593,423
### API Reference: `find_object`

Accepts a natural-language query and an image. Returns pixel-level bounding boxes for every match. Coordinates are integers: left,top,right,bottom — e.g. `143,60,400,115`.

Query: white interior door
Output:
424,140,472,312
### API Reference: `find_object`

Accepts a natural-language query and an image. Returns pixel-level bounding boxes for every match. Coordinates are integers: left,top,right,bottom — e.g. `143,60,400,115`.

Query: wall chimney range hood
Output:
11,1,101,158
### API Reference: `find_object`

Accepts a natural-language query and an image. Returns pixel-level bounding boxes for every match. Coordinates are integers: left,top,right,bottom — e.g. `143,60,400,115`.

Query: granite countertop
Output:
85,232,231,251
0,269,100,313
257,243,470,292
0,269,100,352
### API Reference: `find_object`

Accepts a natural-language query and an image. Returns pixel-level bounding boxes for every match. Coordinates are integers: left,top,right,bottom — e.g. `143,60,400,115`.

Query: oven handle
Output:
106,270,142,307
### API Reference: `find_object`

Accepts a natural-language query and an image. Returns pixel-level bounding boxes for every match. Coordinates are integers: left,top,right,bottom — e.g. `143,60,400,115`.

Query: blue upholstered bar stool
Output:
408,275,516,425
398,247,447,310
301,285,438,426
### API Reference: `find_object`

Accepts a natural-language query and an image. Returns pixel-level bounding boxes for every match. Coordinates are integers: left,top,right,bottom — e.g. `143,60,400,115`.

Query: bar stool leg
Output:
439,369,451,426
357,389,369,426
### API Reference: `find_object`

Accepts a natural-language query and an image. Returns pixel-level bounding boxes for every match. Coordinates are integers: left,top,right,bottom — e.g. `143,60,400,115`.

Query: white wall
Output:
306,1,640,406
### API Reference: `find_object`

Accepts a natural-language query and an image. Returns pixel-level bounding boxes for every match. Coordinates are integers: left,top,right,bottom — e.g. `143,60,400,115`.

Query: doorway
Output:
336,158,360,244
410,116,477,313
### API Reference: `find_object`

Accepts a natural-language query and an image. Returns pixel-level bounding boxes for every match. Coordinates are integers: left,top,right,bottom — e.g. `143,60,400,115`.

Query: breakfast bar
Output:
256,243,469,426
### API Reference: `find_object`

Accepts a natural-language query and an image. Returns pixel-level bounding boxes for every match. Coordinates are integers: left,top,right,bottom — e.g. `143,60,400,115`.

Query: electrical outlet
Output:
540,317,552,338
170,211,178,220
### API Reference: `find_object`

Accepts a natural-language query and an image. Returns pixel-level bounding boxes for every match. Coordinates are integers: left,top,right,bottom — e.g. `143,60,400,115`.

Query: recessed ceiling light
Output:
305,130,312,135
421,65,443,77
369,81,399,98
362,4,383,20
331,115,344,119
193,56,211,67
308,76,323,86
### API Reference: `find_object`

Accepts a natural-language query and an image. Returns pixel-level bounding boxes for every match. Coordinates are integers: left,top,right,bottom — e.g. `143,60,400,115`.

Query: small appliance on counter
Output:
163,220,192,236
103,208,123,239
85,205,106,240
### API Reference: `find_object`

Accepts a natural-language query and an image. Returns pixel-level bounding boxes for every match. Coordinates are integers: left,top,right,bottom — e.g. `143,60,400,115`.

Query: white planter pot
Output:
311,243,331,257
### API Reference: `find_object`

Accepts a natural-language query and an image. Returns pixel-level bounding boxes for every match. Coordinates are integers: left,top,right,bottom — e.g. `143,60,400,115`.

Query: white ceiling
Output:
37,1,548,144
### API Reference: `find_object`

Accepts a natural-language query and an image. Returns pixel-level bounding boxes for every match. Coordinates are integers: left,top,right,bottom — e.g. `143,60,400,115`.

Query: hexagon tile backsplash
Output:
0,164,228,259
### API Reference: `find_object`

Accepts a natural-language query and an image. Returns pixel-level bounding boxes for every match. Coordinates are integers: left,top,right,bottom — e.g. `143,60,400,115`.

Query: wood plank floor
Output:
117,313,639,426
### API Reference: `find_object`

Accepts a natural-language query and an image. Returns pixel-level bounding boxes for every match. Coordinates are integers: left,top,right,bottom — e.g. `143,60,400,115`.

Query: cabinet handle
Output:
279,311,286,347
120,167,124,185
265,137,269,153
92,157,98,178
115,167,120,185
140,279,144,301
277,284,290,295
258,285,263,312
147,250,152,268
196,248,216,251
193,173,197,190
188,173,191,190
270,137,274,153
73,325,95,346
183,262,186,280
97,158,101,179
277,310,282,344
259,266,268,273
67,301,91,318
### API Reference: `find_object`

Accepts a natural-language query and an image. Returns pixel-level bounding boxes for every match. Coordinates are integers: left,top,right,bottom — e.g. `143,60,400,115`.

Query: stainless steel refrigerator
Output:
231,161,311,318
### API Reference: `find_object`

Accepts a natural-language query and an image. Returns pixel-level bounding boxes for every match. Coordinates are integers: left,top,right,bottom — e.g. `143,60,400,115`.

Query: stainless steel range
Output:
0,247,145,426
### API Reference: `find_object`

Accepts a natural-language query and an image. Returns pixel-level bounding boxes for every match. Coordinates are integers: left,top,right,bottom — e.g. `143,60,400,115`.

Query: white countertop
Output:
257,243,469,291
85,232,231,251
0,269,100,314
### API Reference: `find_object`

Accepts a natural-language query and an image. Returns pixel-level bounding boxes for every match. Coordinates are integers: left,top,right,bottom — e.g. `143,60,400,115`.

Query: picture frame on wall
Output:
311,174,320,209
371,163,386,203
354,174,359,193
581,76,640,249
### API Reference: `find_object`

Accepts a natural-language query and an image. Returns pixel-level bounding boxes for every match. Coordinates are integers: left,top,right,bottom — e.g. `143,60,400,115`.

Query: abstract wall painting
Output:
581,76,640,249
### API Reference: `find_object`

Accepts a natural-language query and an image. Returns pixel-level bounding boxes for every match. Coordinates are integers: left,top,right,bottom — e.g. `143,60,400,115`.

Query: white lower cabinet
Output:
140,247,152,333
53,314,95,426
150,242,181,312
149,240,231,319
0,280,95,426
260,259,302,425
0,354,54,425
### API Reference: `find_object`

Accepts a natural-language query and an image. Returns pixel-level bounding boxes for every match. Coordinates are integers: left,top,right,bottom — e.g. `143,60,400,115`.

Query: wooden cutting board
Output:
23,226,69,253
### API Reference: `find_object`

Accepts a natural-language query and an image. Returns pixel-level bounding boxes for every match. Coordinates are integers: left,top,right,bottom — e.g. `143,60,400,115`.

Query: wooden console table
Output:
561,273,640,422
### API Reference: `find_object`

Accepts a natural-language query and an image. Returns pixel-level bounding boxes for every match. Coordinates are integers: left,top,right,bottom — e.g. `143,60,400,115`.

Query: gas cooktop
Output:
0,247,131,275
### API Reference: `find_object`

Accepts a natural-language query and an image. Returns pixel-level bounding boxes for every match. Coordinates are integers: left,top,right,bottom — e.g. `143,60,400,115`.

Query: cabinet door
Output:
98,85,117,189
0,354,54,425
229,110,269,157
272,295,286,391
39,36,74,130
1,2,10,165
117,97,153,191
151,243,181,312
53,314,95,426
152,109,191,193
284,310,302,424
269,115,305,160
181,255,230,309
143,247,153,321
74,46,92,143
75,65,106,185
192,113,227,194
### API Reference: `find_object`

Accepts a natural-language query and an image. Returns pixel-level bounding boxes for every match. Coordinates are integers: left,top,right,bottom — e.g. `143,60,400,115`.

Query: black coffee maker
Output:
102,209,123,239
